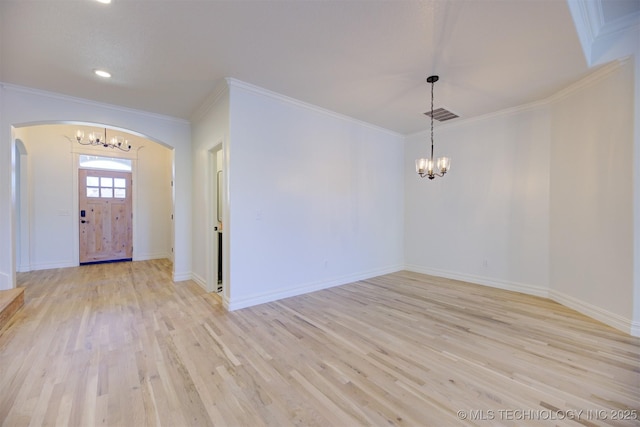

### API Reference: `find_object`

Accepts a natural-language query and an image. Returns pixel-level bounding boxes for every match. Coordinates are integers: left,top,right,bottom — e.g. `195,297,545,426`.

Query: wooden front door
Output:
79,169,133,264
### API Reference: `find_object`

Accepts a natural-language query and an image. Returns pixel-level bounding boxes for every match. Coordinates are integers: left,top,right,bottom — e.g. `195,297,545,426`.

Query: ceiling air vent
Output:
424,108,459,122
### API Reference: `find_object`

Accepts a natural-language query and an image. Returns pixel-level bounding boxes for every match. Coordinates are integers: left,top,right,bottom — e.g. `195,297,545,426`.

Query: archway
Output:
12,122,174,274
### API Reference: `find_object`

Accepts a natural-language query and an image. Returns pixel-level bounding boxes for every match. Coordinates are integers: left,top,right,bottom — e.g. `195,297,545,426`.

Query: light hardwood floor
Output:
1,260,638,426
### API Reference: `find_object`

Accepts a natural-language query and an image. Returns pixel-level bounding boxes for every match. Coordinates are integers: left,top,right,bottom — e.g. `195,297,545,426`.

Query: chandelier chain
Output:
430,77,434,161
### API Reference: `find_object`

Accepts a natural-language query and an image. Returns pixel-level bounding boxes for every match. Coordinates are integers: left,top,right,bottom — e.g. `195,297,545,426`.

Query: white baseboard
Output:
404,264,638,337
404,264,549,298
0,271,11,291
20,256,171,272
221,294,232,311
134,252,172,261
550,289,639,337
173,271,192,282
191,272,207,291
225,264,404,311
28,261,77,271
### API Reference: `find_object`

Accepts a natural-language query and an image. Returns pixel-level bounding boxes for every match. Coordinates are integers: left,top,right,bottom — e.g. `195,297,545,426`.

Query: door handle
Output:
81,220,88,224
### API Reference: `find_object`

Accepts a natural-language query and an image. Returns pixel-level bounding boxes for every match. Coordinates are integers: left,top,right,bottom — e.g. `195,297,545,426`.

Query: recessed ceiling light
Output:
95,0,112,4
94,69,112,78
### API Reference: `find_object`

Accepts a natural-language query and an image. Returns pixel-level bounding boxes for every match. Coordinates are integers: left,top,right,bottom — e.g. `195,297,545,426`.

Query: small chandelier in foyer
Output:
415,75,450,180
75,128,131,152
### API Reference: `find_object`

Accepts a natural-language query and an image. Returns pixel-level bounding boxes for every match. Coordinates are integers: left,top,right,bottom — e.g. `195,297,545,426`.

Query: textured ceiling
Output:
0,0,626,134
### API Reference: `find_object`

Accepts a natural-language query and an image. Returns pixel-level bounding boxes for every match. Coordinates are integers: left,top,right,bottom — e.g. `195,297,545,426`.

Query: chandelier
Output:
415,75,450,179
75,128,131,152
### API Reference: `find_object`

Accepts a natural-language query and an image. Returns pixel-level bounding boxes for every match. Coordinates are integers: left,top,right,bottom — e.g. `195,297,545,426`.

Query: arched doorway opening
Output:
12,122,174,273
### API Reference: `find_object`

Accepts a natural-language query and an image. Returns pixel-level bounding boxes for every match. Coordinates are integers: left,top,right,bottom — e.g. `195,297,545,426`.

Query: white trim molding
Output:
224,265,404,311
567,0,640,66
28,261,77,271
404,265,638,337
1,83,189,126
404,265,549,298
190,81,229,123
0,271,10,291
405,58,628,140
134,252,173,262
191,272,207,291
225,78,403,139
550,289,639,337
173,271,192,282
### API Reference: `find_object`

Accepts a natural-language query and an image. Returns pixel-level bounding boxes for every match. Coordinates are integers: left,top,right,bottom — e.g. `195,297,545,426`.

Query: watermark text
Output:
456,409,638,422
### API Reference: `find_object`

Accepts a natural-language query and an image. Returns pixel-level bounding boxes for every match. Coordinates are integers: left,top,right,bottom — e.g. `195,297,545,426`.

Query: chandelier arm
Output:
74,127,132,151
417,172,444,179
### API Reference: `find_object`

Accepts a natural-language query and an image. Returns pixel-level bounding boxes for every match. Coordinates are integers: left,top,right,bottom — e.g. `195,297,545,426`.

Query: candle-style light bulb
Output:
437,157,450,174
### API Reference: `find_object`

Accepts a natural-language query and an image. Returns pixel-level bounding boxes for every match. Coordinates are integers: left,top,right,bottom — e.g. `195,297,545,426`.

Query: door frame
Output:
78,168,133,264
207,143,224,293
14,139,30,272
71,146,140,266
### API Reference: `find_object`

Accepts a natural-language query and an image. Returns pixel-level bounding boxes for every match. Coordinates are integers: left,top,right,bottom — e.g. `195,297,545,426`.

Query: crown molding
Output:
0,82,190,125
567,0,601,64
225,78,403,139
544,57,628,103
406,57,628,138
407,98,548,139
567,0,640,66
189,80,229,123
598,9,640,40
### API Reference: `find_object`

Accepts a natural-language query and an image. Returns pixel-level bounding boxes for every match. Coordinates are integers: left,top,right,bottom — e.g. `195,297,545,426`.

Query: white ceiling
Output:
0,0,635,135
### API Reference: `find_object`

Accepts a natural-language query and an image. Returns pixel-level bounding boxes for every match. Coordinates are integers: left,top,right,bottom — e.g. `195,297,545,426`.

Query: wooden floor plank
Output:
0,260,638,426
0,288,24,332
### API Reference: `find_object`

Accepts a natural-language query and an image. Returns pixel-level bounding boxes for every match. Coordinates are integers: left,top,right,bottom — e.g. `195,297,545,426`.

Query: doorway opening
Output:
12,123,173,275
208,145,224,294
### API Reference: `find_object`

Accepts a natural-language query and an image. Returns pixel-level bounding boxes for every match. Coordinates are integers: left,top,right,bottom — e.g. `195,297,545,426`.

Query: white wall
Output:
405,59,638,336
404,105,551,296
15,140,28,272
135,133,173,261
0,84,192,288
0,85,13,288
17,125,75,269
634,54,640,336
191,86,230,294
549,60,635,331
225,80,405,309
568,0,640,335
